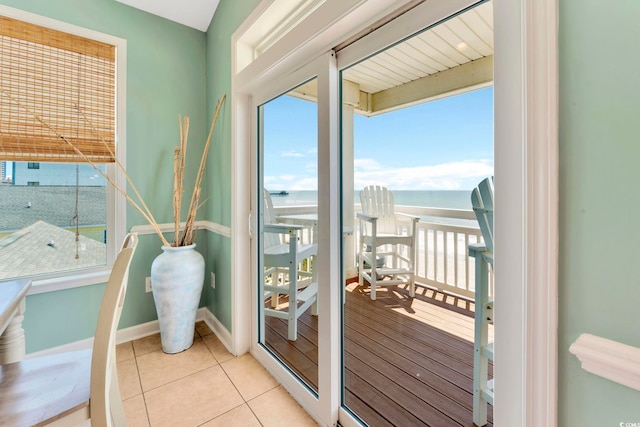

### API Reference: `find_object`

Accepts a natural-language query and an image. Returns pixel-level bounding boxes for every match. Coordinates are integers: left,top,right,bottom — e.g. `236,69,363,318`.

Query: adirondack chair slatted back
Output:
360,185,398,234
471,177,494,253
263,189,282,249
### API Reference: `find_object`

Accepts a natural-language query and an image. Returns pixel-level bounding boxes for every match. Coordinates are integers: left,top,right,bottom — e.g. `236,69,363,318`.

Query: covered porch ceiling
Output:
291,1,493,116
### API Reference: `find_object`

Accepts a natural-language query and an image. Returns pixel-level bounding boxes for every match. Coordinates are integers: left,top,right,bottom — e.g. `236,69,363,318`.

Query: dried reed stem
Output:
179,94,226,246
69,103,166,244
174,116,189,246
173,146,181,242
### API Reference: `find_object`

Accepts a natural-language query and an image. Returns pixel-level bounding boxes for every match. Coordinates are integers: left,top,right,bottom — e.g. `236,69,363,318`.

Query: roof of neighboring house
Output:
0,220,106,280
0,185,106,232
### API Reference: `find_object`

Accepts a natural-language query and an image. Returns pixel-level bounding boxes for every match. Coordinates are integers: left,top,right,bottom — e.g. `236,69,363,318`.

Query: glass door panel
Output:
258,79,319,393
339,2,494,425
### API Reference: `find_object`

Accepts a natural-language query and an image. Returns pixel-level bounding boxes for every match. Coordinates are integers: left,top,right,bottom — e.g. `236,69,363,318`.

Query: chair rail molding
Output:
569,334,640,392
130,220,231,239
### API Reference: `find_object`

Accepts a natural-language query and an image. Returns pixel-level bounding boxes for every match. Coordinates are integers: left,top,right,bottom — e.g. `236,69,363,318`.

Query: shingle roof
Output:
0,184,106,232
0,220,106,280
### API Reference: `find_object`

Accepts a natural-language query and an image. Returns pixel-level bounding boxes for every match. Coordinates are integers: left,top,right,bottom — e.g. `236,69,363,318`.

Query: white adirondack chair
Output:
357,185,419,300
262,190,318,341
468,177,494,427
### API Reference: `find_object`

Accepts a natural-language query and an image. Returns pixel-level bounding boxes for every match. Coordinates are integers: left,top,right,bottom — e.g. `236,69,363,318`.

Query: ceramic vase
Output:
150,244,204,353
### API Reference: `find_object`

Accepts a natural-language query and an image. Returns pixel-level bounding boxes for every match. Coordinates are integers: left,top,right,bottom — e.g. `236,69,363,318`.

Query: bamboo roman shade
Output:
0,15,116,163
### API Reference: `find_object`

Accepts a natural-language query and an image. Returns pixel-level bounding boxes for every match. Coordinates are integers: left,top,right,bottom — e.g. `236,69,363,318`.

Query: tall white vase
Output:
150,244,205,354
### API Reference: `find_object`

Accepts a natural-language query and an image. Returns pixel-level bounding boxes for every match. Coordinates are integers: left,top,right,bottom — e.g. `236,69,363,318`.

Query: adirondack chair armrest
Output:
276,216,318,229
468,243,493,264
396,212,420,223
356,212,378,223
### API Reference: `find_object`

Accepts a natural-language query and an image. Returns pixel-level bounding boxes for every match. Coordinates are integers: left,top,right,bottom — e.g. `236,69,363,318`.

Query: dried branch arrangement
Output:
2,89,226,247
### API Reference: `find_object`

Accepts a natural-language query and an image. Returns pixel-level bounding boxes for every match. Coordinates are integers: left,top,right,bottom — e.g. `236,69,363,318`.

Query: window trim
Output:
0,5,127,293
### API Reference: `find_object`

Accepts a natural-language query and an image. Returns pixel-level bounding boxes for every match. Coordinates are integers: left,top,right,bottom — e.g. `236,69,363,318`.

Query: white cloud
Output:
280,150,305,157
353,158,493,190
264,158,493,191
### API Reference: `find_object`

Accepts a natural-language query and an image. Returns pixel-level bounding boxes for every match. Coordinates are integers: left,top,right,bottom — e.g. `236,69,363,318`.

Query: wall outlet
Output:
145,276,152,293
210,272,215,289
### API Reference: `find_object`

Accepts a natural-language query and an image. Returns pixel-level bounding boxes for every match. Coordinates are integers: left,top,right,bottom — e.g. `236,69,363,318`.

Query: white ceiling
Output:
115,0,220,32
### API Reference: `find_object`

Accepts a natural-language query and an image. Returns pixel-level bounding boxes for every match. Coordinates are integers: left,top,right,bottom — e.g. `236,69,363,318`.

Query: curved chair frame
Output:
0,232,138,427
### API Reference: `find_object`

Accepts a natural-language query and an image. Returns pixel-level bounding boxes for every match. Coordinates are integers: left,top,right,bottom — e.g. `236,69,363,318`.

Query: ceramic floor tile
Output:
248,386,319,427
137,339,217,391
220,353,278,401
122,394,150,427
117,358,142,400
203,334,234,363
132,333,163,356
144,365,244,427
200,404,262,427
195,320,213,337
116,341,135,362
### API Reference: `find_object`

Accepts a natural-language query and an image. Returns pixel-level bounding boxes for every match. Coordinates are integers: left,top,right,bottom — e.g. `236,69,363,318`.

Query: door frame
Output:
231,0,559,425
246,52,340,425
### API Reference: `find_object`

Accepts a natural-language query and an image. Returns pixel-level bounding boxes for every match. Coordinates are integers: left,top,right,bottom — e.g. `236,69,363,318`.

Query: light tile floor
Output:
116,321,319,427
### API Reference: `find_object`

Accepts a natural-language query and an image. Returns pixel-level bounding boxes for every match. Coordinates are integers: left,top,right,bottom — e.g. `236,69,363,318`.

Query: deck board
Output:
264,282,493,426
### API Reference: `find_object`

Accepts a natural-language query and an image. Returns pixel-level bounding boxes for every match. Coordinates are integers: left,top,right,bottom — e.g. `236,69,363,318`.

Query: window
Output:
0,7,126,289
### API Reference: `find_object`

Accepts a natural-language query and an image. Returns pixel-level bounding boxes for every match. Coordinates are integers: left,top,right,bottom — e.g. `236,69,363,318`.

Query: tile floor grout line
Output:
216,357,270,427
132,350,154,427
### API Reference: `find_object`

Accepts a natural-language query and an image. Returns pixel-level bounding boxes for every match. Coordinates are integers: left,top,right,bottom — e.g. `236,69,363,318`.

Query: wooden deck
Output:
265,282,493,427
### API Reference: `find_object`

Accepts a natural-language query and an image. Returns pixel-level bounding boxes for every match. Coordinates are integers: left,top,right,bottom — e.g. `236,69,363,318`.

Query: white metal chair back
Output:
471,177,494,253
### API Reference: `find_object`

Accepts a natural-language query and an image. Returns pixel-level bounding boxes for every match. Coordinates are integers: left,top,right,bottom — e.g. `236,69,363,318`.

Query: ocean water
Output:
270,190,472,210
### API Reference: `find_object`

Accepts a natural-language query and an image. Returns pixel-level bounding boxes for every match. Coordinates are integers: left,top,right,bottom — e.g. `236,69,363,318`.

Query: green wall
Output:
201,0,260,331
0,0,208,352
558,0,640,424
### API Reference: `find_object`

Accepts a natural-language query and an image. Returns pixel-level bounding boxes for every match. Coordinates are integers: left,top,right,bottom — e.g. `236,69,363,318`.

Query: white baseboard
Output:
27,307,233,358
199,307,235,355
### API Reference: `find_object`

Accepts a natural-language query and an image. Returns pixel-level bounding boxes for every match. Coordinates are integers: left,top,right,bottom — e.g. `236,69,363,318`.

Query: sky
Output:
3,87,494,190
263,86,494,192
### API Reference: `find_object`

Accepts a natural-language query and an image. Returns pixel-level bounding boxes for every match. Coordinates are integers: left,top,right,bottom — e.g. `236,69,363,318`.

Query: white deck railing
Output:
273,204,493,300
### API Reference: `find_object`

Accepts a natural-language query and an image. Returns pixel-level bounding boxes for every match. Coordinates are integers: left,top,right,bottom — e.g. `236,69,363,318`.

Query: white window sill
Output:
26,267,112,295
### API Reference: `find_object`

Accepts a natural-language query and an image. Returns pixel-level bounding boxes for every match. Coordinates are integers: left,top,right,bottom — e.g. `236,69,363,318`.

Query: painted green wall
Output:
0,0,208,352
558,0,640,424
201,0,260,331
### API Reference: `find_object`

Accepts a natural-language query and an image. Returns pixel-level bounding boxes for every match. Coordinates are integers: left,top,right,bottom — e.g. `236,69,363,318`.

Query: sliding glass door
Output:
251,53,342,424
338,2,493,424
249,1,490,425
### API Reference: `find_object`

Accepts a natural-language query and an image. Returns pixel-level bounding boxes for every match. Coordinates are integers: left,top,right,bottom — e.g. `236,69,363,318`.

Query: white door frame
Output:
246,53,340,426
231,0,559,425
